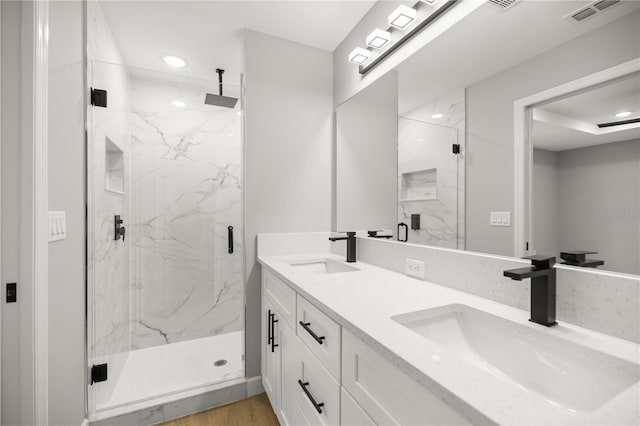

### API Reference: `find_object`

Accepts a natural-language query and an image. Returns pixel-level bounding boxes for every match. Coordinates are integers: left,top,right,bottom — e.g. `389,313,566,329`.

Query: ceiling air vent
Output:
488,0,522,11
565,0,621,23
572,7,597,21
593,0,620,11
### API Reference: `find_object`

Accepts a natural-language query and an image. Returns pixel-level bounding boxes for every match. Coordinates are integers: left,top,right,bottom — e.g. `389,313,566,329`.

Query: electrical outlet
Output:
405,258,425,279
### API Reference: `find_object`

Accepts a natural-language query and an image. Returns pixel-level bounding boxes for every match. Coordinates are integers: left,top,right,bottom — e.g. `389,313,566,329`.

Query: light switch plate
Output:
405,258,425,279
490,211,511,227
48,211,66,242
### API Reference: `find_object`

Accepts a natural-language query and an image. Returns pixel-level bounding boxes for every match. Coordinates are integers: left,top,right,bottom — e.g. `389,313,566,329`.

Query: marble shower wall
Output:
399,89,466,249
129,77,244,350
87,1,131,363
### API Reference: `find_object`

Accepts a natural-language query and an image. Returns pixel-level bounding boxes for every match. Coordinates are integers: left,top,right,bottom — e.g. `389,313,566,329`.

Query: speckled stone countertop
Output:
258,252,640,425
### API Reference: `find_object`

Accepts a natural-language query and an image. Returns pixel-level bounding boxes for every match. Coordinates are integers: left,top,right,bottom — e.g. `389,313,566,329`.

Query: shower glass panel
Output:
398,117,461,248
87,60,244,414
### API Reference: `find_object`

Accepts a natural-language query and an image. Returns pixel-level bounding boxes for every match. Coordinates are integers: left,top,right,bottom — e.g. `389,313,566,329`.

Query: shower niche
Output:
105,138,125,194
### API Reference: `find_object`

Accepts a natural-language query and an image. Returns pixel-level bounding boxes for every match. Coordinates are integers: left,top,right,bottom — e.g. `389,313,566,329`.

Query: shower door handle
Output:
228,226,234,254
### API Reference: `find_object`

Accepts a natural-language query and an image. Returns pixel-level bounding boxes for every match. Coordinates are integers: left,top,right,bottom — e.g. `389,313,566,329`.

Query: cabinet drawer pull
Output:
298,380,325,414
270,311,279,353
267,310,272,345
299,321,325,345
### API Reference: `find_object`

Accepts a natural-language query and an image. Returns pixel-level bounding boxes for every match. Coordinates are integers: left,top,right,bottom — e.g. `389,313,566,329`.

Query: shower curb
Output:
88,376,263,426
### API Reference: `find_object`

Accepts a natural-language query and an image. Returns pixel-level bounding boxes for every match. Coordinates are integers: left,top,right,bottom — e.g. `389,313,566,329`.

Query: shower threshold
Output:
94,331,244,413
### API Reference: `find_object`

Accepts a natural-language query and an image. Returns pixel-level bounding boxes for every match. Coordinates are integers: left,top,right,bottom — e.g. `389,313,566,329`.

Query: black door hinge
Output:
452,144,461,154
90,88,108,108
526,242,529,251
91,363,108,384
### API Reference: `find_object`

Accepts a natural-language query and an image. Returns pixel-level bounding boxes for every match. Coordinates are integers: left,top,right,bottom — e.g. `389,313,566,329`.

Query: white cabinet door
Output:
282,332,340,426
342,329,471,426
341,387,375,426
262,297,282,412
280,320,309,426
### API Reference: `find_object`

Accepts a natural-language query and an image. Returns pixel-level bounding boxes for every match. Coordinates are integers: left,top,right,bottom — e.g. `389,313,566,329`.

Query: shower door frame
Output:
85,61,248,420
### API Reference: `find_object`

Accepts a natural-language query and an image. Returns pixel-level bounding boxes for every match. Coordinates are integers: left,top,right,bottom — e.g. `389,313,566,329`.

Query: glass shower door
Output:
398,117,461,248
87,61,245,414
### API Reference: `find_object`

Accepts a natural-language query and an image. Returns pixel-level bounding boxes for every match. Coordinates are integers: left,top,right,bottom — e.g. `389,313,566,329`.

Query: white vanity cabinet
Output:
261,295,282,412
261,266,469,426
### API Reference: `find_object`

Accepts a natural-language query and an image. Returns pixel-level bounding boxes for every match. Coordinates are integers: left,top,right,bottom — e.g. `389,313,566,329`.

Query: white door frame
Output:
28,0,50,424
513,58,640,257
34,0,50,422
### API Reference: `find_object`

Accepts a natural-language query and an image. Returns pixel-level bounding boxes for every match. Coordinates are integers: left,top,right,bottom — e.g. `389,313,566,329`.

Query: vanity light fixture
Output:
615,111,632,118
163,55,186,68
388,5,417,30
172,100,186,108
348,47,371,65
366,29,391,49
431,113,444,119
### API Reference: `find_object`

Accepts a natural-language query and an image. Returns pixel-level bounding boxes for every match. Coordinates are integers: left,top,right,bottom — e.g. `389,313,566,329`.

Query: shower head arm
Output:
216,68,225,96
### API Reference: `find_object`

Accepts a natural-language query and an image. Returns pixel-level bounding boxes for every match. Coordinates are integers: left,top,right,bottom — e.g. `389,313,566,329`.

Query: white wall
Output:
465,11,640,256
532,148,559,258
243,30,333,376
557,140,640,275
47,1,87,424
2,2,25,424
336,71,398,233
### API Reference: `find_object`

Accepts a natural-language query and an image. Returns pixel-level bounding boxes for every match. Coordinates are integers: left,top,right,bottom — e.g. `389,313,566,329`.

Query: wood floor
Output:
158,393,280,426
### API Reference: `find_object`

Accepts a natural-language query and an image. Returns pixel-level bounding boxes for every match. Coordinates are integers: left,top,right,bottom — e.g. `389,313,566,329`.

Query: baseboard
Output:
246,375,264,397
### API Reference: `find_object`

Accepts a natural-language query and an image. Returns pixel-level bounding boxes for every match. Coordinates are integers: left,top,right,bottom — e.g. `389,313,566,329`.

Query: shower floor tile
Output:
98,331,244,410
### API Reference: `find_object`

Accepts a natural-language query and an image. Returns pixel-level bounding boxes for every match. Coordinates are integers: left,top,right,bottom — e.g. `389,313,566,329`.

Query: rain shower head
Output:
204,68,238,109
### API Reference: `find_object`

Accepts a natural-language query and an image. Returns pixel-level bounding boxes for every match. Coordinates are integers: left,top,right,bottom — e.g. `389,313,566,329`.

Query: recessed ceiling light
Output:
388,5,417,30
172,100,186,108
163,55,186,68
366,29,391,49
615,111,632,118
348,47,371,65
431,113,444,119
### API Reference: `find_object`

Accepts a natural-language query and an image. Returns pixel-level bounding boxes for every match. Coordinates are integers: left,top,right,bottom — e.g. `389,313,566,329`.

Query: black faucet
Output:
367,230,393,239
328,232,357,263
504,255,557,327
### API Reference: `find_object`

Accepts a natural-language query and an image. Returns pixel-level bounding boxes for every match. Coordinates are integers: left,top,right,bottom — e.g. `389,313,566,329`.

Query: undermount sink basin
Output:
392,304,639,412
288,259,358,275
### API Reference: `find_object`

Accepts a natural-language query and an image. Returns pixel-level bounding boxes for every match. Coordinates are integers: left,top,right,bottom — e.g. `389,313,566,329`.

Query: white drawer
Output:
296,295,341,380
263,269,296,328
342,329,471,426
282,334,340,426
341,387,375,426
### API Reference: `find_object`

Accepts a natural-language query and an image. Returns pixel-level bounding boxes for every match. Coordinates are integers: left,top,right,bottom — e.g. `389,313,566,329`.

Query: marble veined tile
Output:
398,118,460,249
398,89,465,249
401,89,466,249
129,77,243,350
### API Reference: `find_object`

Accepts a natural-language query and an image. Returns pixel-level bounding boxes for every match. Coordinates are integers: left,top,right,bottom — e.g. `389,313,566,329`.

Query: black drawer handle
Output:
298,380,324,414
270,311,279,353
267,310,272,345
299,321,325,345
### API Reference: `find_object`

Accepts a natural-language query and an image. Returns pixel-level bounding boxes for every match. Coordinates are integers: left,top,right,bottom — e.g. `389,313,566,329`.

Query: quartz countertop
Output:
258,252,640,425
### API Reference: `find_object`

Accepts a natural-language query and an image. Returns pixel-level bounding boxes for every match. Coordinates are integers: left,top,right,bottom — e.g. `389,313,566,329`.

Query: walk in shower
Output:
87,60,245,415
398,117,463,249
